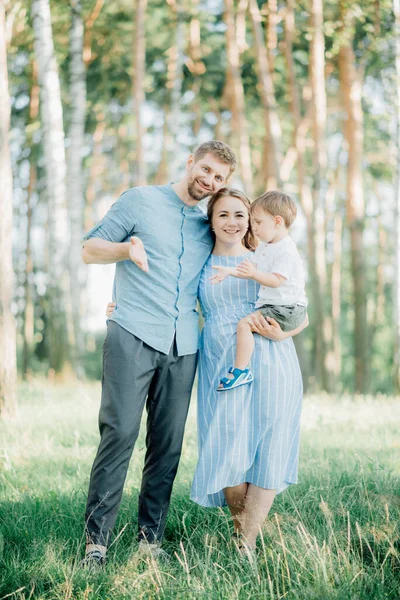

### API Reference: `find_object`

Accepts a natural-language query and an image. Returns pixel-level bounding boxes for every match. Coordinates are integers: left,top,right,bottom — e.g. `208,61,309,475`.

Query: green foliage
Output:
6,0,398,392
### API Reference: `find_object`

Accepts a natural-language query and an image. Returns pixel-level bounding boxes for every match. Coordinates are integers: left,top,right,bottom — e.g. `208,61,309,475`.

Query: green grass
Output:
1,381,400,599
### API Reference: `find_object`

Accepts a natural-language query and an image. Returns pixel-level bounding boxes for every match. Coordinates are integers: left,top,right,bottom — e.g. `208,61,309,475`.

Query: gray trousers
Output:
85,321,197,546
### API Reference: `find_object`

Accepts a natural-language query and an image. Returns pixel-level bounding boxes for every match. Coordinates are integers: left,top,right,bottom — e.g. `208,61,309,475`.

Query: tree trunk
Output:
0,0,17,417
154,105,171,184
187,0,206,139
83,0,104,65
21,61,39,379
32,0,70,374
133,0,147,185
284,0,315,389
236,0,249,55
85,115,106,230
394,0,400,393
266,0,278,73
167,0,185,180
67,0,86,377
338,0,369,393
23,163,35,380
224,0,253,196
331,208,343,384
308,0,334,392
248,0,282,189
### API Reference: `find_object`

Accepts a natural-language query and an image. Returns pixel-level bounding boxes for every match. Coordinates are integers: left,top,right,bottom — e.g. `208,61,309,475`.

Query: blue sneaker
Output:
217,367,254,391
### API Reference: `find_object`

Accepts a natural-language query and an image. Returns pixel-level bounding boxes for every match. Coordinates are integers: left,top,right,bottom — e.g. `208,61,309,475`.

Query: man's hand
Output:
209,265,237,284
236,259,257,279
247,312,287,341
129,236,149,272
106,302,116,318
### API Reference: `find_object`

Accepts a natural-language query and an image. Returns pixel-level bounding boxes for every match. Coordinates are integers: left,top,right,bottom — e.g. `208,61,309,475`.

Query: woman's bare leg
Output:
240,485,276,548
223,483,249,534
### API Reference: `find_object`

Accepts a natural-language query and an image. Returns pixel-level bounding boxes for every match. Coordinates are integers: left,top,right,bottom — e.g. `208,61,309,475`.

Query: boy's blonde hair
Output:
251,190,297,229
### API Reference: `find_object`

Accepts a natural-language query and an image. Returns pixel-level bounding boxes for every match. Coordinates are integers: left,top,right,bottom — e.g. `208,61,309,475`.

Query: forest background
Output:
1,0,400,417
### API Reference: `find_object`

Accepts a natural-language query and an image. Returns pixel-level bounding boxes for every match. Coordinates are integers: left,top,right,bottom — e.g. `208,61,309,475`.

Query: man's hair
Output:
193,141,237,176
251,190,297,229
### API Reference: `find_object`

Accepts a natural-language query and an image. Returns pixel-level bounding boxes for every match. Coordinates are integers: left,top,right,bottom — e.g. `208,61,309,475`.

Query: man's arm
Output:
82,238,130,264
82,236,149,271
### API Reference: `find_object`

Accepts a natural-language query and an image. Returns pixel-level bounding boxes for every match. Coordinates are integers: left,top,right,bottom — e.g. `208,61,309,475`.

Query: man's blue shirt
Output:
83,184,213,355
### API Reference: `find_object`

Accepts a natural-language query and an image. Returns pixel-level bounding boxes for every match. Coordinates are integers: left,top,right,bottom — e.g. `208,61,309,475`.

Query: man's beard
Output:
187,177,211,201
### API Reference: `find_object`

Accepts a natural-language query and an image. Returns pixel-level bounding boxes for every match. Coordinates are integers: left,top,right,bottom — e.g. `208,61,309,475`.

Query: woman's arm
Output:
82,236,149,271
248,313,309,342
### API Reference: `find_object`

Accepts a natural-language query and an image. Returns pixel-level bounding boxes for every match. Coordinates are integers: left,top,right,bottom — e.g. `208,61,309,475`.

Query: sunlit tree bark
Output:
249,0,282,190
22,62,39,379
338,0,369,393
67,0,86,377
32,0,70,373
0,0,17,416
186,0,206,139
224,0,253,195
133,0,147,185
394,0,400,392
309,0,334,391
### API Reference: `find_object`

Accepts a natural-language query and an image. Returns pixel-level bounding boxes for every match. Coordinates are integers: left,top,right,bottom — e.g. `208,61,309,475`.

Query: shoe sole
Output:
217,377,254,392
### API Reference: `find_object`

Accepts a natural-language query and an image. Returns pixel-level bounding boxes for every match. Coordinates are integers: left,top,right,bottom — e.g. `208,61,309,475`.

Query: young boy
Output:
211,190,308,391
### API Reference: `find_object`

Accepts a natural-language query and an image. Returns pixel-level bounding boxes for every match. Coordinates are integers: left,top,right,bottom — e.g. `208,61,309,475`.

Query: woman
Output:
107,187,306,553
190,188,305,553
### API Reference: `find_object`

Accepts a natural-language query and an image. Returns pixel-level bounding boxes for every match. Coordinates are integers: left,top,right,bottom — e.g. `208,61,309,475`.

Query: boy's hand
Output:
129,236,149,272
106,302,116,317
209,265,237,284
236,259,257,279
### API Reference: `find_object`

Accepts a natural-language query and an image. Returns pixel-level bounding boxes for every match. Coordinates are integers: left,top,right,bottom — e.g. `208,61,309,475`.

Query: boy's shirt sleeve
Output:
271,252,295,280
251,244,262,266
82,188,139,243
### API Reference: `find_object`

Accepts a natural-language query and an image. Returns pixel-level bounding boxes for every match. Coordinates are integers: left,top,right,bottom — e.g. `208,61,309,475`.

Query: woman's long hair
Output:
206,187,257,251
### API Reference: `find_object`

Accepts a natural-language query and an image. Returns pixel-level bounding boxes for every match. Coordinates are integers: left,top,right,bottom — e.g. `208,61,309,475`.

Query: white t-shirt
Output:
253,236,308,307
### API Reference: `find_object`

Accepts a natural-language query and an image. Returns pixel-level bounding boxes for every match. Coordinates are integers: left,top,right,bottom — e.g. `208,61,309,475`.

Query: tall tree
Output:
308,0,334,391
338,0,369,393
32,0,70,373
22,62,40,379
132,0,147,185
0,0,17,416
186,0,206,139
248,0,282,189
224,0,253,195
394,0,400,393
67,0,86,377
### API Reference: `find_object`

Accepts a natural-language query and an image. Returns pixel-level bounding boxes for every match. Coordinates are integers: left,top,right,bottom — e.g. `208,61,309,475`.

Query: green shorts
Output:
257,303,307,332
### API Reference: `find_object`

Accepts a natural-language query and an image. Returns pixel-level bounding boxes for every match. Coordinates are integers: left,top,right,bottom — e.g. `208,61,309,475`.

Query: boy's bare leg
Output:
219,313,260,386
235,317,256,370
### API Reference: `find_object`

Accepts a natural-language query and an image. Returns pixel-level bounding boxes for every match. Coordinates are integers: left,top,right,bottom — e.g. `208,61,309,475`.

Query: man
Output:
81,141,237,567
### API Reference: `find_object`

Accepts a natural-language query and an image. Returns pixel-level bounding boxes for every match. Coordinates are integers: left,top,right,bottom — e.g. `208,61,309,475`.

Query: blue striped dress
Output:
190,252,303,507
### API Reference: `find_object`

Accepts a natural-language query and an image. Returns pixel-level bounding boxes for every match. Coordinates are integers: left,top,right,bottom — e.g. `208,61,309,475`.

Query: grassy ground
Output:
0,381,400,599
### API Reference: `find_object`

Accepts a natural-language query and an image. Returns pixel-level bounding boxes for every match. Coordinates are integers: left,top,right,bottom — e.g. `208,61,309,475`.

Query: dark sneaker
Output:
81,549,106,571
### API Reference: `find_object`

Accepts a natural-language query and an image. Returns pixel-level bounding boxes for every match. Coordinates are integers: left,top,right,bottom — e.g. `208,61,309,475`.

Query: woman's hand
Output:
248,312,288,341
129,236,149,272
249,312,309,341
106,302,116,318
